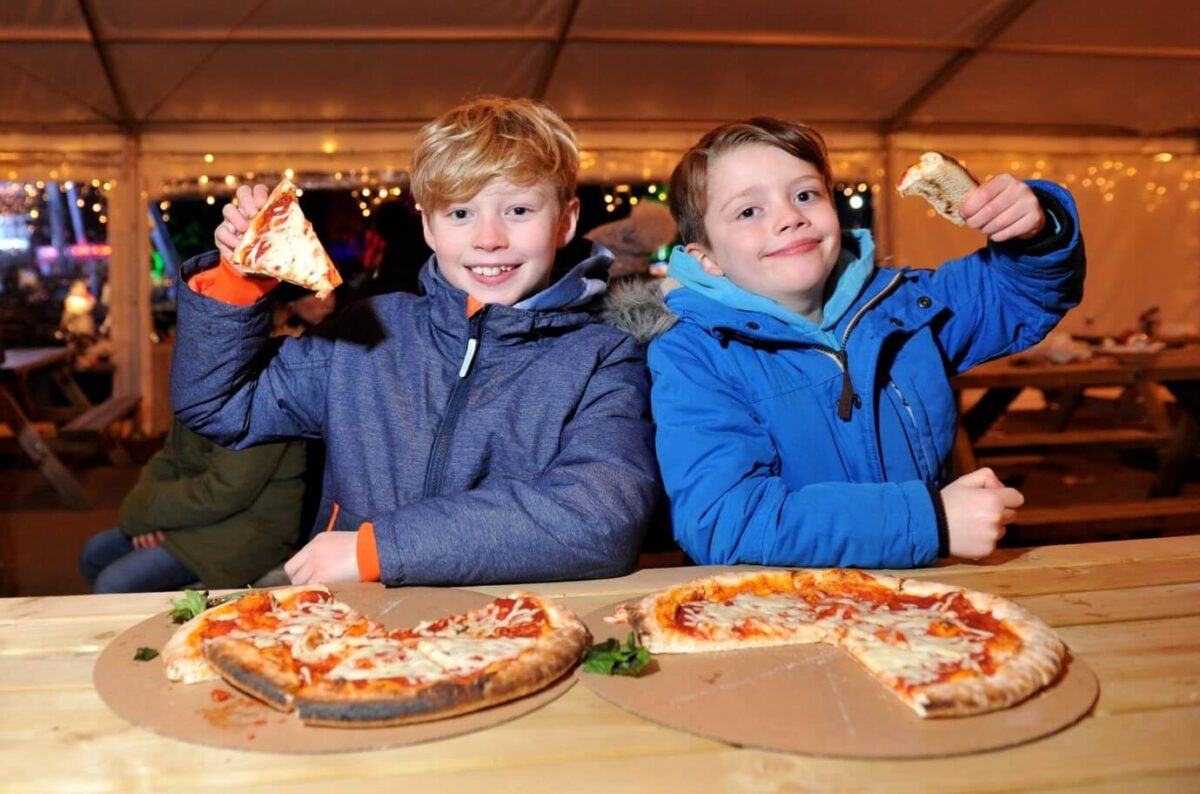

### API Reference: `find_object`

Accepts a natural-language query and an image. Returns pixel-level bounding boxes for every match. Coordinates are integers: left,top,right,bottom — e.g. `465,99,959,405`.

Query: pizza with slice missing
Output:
162,584,590,727
613,569,1065,719
230,178,343,299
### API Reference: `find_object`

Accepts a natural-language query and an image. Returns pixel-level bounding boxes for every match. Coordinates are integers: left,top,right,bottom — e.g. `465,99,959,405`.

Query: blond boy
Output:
172,97,658,586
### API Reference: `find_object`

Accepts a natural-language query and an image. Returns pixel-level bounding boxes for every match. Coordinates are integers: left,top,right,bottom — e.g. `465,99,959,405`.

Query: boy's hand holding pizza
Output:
961,173,1046,243
215,184,270,261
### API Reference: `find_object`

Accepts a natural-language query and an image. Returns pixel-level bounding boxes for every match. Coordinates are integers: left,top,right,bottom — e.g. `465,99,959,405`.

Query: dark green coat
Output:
119,419,306,588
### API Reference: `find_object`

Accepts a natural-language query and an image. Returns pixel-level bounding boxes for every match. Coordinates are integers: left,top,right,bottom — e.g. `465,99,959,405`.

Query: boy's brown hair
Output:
411,96,578,212
669,118,834,246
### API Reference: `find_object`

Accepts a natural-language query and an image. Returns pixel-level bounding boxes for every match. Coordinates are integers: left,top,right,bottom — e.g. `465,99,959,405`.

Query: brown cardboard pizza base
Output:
94,584,577,753
578,601,1099,758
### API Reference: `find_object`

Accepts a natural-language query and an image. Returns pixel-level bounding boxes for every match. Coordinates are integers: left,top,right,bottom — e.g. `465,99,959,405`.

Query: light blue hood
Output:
666,229,876,348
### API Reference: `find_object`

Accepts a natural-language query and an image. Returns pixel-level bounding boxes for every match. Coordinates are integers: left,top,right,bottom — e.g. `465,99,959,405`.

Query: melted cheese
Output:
680,590,1002,688
416,637,535,675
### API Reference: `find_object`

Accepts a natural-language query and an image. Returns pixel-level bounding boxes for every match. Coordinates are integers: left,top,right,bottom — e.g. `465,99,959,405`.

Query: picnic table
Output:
952,345,1200,528
0,347,140,508
2,535,1198,792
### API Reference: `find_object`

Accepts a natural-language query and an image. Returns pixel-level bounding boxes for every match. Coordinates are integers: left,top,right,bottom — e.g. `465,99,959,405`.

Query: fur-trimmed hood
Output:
600,277,681,344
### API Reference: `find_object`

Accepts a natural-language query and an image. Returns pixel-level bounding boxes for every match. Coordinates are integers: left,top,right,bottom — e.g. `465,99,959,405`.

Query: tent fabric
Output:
1,0,1196,136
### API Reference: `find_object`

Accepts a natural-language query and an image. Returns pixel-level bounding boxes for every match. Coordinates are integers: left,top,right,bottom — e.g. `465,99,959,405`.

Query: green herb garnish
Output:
169,589,208,623
581,633,651,677
169,589,250,623
133,646,159,661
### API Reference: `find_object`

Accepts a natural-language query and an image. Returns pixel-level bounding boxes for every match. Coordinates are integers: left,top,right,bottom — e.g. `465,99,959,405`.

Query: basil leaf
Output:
133,646,159,661
169,589,210,623
581,633,651,677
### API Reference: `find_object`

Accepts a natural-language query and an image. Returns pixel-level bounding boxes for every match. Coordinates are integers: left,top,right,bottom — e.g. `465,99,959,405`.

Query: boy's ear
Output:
686,242,725,277
420,210,437,252
557,197,581,248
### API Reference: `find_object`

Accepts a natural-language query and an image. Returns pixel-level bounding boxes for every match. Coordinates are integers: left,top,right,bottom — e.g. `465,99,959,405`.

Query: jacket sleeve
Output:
925,180,1086,374
118,441,291,535
170,251,332,448
648,330,941,568
369,335,659,585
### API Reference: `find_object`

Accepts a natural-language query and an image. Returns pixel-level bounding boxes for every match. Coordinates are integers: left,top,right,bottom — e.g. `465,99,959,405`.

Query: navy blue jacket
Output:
648,181,1085,568
171,252,658,585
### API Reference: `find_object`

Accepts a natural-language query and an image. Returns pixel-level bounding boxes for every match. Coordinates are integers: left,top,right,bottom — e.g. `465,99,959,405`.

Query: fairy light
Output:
204,153,214,163
206,196,215,205
284,168,295,180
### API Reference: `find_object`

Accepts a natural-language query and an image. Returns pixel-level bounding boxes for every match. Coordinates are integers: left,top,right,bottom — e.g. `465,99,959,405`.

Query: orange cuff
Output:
188,256,279,305
356,522,381,582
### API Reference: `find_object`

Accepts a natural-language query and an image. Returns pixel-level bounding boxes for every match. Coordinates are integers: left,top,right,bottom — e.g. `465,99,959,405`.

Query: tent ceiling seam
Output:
76,0,135,131
533,0,581,100
886,0,1039,134
139,0,273,125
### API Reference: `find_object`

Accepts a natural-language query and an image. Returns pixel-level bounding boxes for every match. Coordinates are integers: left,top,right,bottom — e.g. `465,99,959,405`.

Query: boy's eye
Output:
449,209,469,220
737,207,758,219
795,190,816,202
511,206,529,216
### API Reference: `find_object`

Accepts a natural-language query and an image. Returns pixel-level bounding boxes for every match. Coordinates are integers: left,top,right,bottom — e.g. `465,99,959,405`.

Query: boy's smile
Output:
688,144,842,321
422,178,579,307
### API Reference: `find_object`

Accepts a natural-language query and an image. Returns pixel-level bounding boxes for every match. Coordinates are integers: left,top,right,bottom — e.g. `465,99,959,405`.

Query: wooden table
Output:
0,347,91,508
2,536,1199,792
952,346,1200,528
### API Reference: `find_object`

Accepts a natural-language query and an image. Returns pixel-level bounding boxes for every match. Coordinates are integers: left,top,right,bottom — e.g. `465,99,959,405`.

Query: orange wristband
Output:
355,522,381,582
189,256,279,305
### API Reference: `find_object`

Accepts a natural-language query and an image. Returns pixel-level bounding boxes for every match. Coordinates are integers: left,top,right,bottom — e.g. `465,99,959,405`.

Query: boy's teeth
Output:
471,265,515,276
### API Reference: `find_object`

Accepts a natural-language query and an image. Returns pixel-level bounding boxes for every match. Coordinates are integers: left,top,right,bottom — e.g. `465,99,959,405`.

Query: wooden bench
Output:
59,394,141,465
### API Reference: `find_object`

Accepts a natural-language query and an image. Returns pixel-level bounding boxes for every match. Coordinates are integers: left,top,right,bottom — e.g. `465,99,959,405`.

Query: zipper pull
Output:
458,338,478,378
836,351,855,421
458,306,488,379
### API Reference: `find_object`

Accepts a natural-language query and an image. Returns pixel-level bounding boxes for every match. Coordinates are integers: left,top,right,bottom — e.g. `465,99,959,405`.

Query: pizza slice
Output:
230,178,343,299
161,584,359,684
896,152,980,225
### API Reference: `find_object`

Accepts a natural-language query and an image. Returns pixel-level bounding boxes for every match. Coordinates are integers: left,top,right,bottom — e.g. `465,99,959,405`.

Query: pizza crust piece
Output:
896,152,980,226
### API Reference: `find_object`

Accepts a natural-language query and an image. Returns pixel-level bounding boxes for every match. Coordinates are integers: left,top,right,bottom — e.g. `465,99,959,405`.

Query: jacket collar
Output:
419,245,614,343
665,229,877,347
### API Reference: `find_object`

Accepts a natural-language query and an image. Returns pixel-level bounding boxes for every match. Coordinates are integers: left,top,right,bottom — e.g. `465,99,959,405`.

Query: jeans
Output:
79,528,197,594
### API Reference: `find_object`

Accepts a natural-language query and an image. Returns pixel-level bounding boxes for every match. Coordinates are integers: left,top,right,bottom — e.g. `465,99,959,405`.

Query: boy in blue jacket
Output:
649,118,1084,567
171,97,658,587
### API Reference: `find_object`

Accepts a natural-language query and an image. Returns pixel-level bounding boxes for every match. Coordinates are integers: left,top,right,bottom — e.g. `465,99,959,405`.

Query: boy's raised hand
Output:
940,467,1024,559
961,174,1045,243
284,532,361,584
214,183,270,260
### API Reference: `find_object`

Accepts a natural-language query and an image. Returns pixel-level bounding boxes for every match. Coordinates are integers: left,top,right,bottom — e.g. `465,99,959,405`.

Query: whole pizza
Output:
163,585,589,727
614,569,1065,718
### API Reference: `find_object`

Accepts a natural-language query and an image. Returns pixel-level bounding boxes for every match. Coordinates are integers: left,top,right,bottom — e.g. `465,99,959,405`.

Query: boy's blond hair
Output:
669,118,834,247
411,96,578,212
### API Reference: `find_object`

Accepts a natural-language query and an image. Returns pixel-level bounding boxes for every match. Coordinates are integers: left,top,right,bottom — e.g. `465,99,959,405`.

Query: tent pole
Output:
108,133,153,433
882,133,897,265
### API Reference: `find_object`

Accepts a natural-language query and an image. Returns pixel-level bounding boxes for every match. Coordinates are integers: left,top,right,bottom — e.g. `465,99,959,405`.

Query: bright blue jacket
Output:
171,249,659,586
648,181,1084,568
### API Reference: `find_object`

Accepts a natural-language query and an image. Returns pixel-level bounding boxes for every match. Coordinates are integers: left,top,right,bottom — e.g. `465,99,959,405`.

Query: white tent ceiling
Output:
1,0,1197,138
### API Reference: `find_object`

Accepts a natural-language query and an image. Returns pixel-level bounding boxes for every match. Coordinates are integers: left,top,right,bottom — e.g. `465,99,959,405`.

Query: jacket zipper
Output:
423,305,490,498
889,380,934,477
812,270,908,421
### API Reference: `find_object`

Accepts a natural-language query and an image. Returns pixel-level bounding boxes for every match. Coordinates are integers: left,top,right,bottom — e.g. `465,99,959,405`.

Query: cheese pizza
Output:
230,178,343,299
615,569,1065,718
164,585,590,727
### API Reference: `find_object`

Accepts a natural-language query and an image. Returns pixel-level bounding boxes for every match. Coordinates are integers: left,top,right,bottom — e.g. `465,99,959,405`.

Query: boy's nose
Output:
776,205,807,234
473,217,507,250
